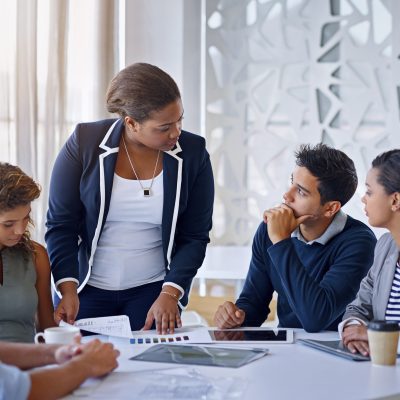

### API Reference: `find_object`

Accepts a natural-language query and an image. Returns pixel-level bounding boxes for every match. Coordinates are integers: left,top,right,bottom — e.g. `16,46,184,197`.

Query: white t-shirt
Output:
89,172,165,290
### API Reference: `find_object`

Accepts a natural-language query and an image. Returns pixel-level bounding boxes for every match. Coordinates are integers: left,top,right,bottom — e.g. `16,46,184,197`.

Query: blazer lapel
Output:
102,153,118,226
87,119,122,272
162,142,183,267
100,119,124,230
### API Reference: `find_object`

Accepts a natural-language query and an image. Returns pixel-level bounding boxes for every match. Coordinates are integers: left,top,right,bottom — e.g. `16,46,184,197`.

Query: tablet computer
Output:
298,339,370,361
130,343,269,368
208,328,293,344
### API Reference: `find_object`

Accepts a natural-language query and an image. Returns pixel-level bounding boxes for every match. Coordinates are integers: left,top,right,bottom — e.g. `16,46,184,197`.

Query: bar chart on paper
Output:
108,327,213,347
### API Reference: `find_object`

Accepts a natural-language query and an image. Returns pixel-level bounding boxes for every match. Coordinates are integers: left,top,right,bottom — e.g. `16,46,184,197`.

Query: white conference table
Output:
64,329,400,400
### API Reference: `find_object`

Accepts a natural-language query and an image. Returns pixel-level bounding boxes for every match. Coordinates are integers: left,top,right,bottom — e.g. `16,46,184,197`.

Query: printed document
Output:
60,315,133,338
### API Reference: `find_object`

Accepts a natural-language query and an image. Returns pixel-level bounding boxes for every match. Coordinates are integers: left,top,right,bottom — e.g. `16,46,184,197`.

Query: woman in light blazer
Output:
339,149,400,355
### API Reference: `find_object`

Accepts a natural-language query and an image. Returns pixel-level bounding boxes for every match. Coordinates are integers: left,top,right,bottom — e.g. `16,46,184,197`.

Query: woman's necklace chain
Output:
122,136,160,197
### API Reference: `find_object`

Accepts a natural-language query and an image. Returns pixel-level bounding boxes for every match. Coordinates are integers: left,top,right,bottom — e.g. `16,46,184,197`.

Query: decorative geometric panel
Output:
203,0,400,244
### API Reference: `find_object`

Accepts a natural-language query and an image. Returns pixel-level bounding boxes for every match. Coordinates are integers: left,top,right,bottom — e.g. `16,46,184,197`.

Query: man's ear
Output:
323,200,341,218
391,192,400,211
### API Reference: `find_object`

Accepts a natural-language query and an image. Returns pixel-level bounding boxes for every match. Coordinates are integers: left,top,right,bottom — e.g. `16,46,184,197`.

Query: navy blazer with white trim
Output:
45,118,214,308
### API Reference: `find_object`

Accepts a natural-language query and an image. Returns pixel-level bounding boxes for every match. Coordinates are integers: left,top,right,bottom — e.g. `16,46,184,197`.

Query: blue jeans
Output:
54,280,163,331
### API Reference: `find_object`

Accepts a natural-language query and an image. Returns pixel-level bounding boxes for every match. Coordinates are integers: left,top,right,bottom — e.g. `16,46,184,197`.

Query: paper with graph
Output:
108,326,212,346
60,315,133,338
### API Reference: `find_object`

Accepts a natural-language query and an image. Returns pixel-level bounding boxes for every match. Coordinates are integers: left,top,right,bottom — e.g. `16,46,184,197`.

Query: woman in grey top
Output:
0,163,55,342
340,150,400,355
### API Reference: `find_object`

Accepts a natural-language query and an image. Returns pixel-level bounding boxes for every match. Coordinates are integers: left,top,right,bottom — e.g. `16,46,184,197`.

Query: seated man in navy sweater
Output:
213,143,376,332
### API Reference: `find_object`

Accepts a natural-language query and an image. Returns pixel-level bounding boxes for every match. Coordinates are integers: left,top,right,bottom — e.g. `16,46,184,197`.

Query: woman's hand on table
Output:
342,324,369,356
54,282,80,325
142,288,182,334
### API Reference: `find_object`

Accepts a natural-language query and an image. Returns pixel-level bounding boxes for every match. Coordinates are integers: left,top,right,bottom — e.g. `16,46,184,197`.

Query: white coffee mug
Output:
34,326,80,344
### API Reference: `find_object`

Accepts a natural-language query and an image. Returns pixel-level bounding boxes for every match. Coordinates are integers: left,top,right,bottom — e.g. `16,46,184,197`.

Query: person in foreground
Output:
0,163,56,342
214,144,376,332
0,337,119,400
340,150,400,356
46,63,214,334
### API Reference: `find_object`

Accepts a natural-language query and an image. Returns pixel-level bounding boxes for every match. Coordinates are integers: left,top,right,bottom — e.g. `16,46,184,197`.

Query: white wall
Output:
123,0,202,135
123,0,399,245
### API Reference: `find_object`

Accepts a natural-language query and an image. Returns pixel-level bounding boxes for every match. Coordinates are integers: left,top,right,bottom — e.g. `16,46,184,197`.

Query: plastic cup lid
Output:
368,320,400,332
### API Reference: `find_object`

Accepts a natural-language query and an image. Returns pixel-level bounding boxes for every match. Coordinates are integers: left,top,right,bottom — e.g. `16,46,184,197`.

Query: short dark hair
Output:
106,63,181,123
371,149,400,194
295,143,357,206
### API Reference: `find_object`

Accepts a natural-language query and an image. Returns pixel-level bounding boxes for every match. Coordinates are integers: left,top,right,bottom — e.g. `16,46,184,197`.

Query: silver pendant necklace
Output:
122,136,160,197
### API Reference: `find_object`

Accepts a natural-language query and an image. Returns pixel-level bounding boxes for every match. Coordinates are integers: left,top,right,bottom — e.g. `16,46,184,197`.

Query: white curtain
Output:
0,0,118,241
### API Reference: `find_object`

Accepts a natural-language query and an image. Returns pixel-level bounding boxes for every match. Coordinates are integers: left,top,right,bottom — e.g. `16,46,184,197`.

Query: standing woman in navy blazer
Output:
46,63,214,334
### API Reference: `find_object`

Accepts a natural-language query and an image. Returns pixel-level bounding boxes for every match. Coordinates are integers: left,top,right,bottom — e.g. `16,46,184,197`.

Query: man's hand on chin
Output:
263,204,311,244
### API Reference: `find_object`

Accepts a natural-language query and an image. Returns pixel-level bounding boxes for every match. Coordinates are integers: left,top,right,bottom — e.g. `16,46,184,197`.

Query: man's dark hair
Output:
295,143,357,206
371,149,400,194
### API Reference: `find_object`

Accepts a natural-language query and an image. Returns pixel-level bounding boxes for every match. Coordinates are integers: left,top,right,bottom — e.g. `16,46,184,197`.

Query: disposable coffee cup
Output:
34,326,80,344
367,320,399,366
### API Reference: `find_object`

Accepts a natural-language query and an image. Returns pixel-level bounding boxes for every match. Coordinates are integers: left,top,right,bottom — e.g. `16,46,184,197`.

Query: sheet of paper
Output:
108,326,212,346
70,367,244,399
60,315,133,338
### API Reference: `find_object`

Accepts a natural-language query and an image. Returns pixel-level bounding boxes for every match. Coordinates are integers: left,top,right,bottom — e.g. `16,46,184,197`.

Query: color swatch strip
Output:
129,335,190,345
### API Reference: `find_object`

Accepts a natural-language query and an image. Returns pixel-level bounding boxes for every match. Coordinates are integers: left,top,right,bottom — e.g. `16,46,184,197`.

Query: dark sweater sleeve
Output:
267,229,376,332
236,223,274,326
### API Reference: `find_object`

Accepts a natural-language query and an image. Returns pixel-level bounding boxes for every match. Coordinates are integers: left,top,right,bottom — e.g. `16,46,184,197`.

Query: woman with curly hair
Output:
0,163,55,342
